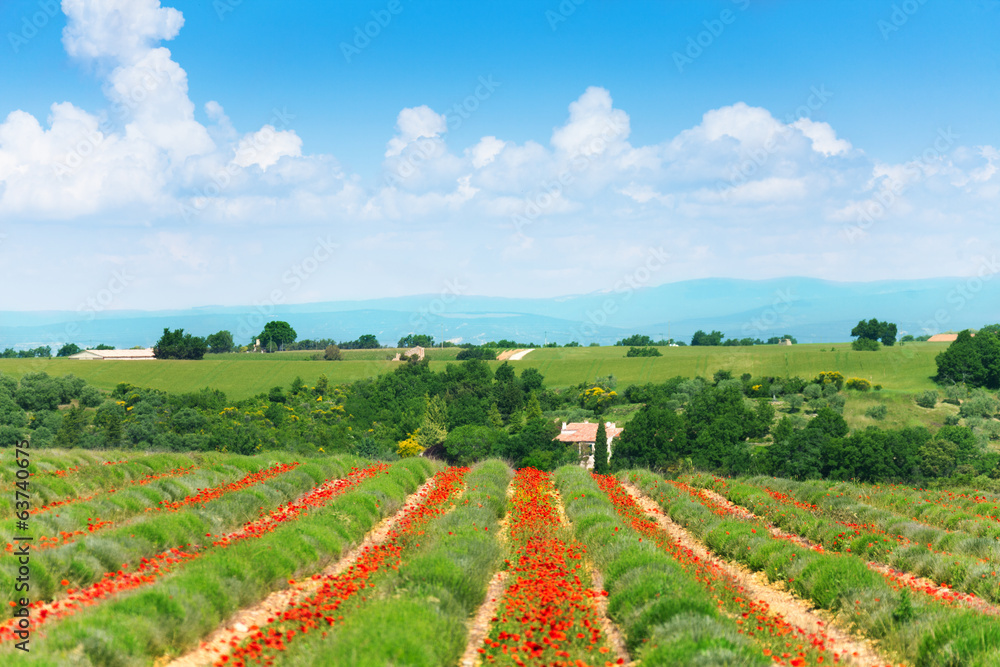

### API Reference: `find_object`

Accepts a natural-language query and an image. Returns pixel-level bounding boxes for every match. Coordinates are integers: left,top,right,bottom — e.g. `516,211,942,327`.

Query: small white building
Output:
67,348,156,361
554,421,623,469
391,346,425,361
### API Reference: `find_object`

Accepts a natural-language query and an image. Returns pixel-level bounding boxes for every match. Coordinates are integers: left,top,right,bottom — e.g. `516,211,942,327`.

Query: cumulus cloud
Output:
0,0,337,223
1,0,998,293
550,86,631,157
385,105,448,157
233,126,303,171
468,136,506,169
792,118,851,156
62,0,184,62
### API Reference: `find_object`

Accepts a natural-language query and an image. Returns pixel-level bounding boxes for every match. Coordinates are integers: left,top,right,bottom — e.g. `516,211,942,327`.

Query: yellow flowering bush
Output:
397,433,424,458
845,377,872,391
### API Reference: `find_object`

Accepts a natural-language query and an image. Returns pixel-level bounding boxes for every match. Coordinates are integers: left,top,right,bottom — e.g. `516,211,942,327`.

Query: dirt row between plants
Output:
699,488,1000,618
622,483,892,667
163,473,442,667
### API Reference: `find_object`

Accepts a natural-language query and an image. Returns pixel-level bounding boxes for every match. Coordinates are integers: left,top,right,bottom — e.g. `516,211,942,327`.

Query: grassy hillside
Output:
0,342,945,401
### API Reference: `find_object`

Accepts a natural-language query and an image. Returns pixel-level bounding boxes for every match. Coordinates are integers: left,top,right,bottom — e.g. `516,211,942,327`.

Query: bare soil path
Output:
622,483,893,667
496,348,533,361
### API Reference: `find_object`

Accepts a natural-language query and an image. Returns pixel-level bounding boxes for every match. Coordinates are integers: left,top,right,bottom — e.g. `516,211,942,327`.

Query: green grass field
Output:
0,342,945,401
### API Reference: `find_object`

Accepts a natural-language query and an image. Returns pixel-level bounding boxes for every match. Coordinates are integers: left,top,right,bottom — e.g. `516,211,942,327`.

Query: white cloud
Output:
233,126,303,171
468,136,506,169
62,0,184,62
3,1,1000,307
385,105,448,157
792,118,851,156
550,86,630,157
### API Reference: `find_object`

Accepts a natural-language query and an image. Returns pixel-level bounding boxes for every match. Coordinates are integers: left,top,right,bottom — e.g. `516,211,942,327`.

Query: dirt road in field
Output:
623,483,893,667
496,348,534,361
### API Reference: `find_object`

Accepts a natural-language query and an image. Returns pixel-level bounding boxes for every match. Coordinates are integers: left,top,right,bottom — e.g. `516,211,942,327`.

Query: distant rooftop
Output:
68,348,156,360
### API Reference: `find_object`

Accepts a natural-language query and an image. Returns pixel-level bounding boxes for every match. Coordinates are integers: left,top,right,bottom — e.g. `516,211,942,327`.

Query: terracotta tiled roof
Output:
927,333,966,342
554,422,623,443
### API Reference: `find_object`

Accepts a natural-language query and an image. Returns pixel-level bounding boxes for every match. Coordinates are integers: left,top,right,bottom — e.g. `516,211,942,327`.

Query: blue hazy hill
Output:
1,276,995,350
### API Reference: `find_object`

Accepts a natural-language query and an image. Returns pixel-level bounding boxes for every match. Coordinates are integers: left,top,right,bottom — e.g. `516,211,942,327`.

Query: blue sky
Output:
1,0,999,312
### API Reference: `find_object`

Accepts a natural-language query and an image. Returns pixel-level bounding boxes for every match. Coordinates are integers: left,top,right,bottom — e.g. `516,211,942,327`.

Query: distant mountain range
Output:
2,277,996,350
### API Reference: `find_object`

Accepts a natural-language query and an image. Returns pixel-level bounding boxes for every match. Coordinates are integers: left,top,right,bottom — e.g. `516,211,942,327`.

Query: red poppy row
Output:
597,475,844,667
480,468,617,667
665,476,997,617
216,466,469,666
30,466,199,515
6,462,301,553
0,464,390,642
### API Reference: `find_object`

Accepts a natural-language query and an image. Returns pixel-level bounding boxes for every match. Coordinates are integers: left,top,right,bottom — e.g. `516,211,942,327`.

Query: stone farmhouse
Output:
554,421,623,470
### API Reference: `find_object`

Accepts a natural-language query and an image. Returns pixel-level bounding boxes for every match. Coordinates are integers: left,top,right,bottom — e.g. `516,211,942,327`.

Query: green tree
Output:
53,406,87,448
205,330,234,353
444,424,508,465
612,405,687,471
616,334,654,346
935,329,1000,389
807,407,849,438
851,318,897,346
258,321,297,350
626,346,662,357
691,330,725,346
487,402,504,429
397,334,434,348
57,343,81,357
456,346,497,360
593,420,610,473
525,393,544,421
342,334,381,349
520,367,545,393
324,345,342,361
153,328,207,360
415,394,448,450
